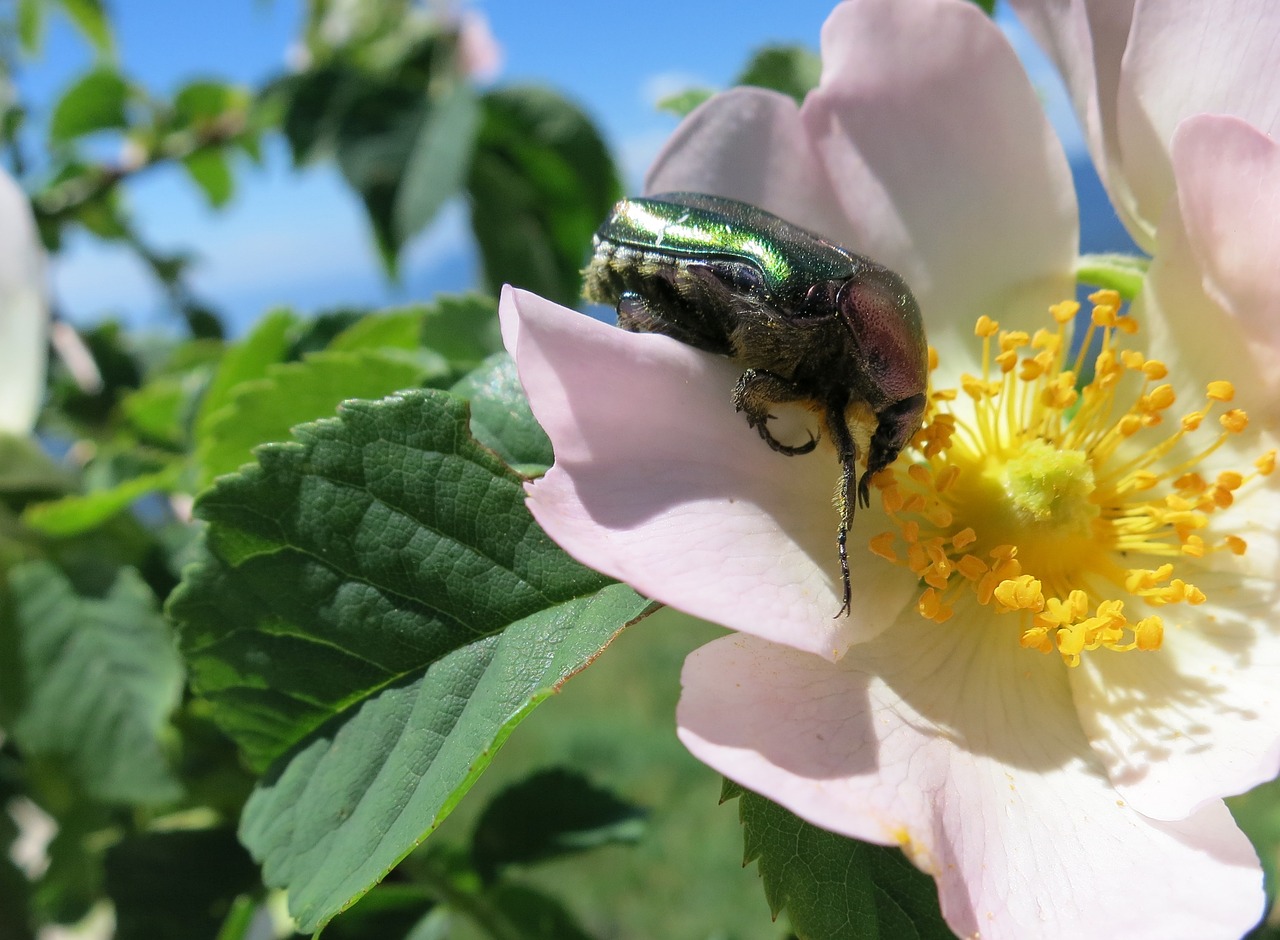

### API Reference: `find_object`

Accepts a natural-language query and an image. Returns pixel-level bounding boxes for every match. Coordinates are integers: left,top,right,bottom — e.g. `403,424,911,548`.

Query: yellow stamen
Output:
867,295,1268,666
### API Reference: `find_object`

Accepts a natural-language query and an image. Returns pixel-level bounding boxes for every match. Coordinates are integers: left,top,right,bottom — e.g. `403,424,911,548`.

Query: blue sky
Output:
20,1,1117,335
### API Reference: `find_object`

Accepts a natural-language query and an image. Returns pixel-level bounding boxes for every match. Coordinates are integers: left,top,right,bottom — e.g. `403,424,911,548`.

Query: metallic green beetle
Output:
583,192,928,617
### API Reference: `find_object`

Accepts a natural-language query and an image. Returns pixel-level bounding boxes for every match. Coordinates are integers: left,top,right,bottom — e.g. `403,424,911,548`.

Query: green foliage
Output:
738,45,823,105
104,828,259,940
656,42,821,118
49,67,128,142
470,769,646,883
169,389,652,929
468,86,621,307
725,781,952,940
7,562,183,805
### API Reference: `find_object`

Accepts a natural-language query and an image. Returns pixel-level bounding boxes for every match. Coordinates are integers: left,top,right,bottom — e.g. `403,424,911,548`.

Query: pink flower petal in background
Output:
678,628,1264,940
1012,0,1280,247
0,168,47,435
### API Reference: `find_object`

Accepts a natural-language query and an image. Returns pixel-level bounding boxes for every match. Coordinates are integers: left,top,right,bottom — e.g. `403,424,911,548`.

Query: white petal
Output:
803,0,1078,353
679,622,1264,940
1009,0,1146,245
0,168,47,435
500,287,918,659
1116,0,1280,238
1072,486,1280,820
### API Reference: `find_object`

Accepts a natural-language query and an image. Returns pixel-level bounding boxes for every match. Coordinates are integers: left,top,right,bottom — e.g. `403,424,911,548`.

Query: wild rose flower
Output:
0,167,47,436
500,0,1280,936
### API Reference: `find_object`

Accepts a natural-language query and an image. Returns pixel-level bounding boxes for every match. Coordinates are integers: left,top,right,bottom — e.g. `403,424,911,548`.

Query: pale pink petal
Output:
679,625,1264,940
1116,0,1280,237
500,286,918,659
1009,0,1144,243
1072,560,1280,822
1139,137,1280,428
1013,0,1280,246
1171,115,1280,396
0,168,47,435
803,0,1078,352
644,87,853,249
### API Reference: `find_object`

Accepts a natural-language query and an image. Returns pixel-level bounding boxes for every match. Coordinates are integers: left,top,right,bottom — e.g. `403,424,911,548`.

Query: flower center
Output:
868,290,1276,667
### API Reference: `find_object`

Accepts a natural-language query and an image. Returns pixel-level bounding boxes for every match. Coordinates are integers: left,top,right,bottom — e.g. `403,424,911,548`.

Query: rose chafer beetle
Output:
583,192,928,617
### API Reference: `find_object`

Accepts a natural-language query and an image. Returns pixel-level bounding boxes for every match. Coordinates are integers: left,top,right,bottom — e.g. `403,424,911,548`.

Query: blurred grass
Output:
430,606,788,939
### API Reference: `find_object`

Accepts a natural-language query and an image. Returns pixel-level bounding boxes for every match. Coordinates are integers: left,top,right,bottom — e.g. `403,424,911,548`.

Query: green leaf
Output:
472,883,595,940
736,45,821,106
0,435,76,496
1075,252,1149,301
49,67,127,142
173,80,248,125
17,0,45,55
22,465,179,537
393,84,481,246
471,768,646,883
195,309,297,437
727,782,951,940
168,390,651,931
121,372,201,447
105,828,259,940
420,294,502,367
55,0,114,54
1231,777,1280,906
195,349,433,488
967,0,996,14
8,562,183,805
327,307,426,354
467,86,622,307
451,353,552,475
655,88,715,118
181,148,235,208
333,80,432,264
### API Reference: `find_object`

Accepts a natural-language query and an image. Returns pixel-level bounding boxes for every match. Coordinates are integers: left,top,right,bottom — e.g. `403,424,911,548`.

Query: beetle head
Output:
836,268,928,408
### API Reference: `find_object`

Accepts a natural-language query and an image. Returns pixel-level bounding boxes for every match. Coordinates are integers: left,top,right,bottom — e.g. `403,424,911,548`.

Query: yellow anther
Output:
1258,451,1276,475
994,575,1044,612
1145,384,1176,411
1133,617,1164,651
918,588,953,623
1031,328,1057,349
1182,410,1205,431
1174,472,1207,493
869,531,898,561
1050,301,1080,323
1207,381,1235,402
951,527,977,549
1020,625,1054,653
1224,535,1247,555
999,331,1029,352
1180,535,1206,557
974,315,999,338
1114,316,1139,334
928,346,939,371
1088,289,1122,309
1142,360,1169,380
1216,471,1244,491
936,466,961,493
1221,409,1248,433
956,554,988,580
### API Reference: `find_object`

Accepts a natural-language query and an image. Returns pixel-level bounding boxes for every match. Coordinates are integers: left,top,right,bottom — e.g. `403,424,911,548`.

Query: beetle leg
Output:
823,404,860,619
732,369,819,456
